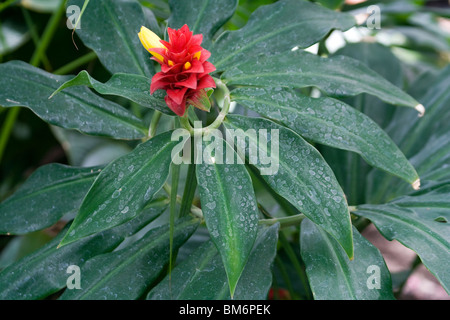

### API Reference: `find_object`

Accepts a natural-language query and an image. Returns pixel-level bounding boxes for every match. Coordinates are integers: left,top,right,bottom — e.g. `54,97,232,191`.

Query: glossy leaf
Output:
0,61,146,139
147,224,279,300
223,50,422,110
224,115,353,258
68,0,156,76
354,185,450,294
333,42,405,129
51,71,172,115
231,87,419,185
59,217,199,300
300,219,395,300
211,0,355,71
0,164,101,235
388,65,450,158
196,139,259,297
59,131,177,247
0,203,166,300
320,42,408,205
168,0,238,50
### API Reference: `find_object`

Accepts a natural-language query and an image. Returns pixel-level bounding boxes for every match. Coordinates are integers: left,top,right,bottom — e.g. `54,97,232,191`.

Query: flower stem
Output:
29,0,67,67
53,51,97,75
179,113,194,135
202,78,231,135
259,213,306,228
0,107,20,164
148,110,162,138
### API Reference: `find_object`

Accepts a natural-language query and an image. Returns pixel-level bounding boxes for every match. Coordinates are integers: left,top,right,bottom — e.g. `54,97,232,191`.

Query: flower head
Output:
138,25,216,116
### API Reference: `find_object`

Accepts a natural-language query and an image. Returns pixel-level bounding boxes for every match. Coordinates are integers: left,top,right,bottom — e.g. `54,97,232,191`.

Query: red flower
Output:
138,25,216,116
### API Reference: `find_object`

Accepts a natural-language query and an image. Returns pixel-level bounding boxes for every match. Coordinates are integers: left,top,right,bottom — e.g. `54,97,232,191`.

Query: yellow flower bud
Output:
138,26,165,62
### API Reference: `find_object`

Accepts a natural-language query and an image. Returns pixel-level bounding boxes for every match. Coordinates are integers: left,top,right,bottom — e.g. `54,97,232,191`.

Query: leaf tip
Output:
415,104,425,117
412,178,421,190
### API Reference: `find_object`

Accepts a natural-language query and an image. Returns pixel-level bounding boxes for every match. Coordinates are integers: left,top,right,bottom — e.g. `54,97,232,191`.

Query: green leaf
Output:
231,87,419,186
147,223,279,300
211,0,355,71
300,219,395,300
320,42,408,204
354,185,450,294
367,65,450,203
59,217,199,300
332,42,405,128
0,203,166,300
224,115,353,258
388,65,450,158
51,71,173,115
0,61,146,139
168,0,238,50
196,139,259,297
223,50,422,111
68,0,156,76
0,164,101,235
59,131,177,247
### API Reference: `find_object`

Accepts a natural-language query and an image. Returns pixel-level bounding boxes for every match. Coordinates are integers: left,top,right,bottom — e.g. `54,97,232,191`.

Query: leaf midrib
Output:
101,0,145,76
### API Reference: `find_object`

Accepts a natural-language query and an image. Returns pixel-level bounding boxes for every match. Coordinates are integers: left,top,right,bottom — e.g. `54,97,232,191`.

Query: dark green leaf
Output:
223,50,422,110
148,223,279,300
0,164,100,235
168,0,238,50
224,115,353,258
59,217,199,300
59,131,177,246
196,139,259,297
68,0,156,76
367,65,450,203
51,71,172,115
0,203,166,299
333,42,404,128
0,61,146,139
231,87,419,186
320,42,407,205
354,184,450,294
211,0,355,71
300,219,395,300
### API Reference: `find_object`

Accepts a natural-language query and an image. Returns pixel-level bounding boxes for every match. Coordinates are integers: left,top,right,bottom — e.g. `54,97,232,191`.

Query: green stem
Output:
202,78,230,135
169,162,181,279
147,110,162,139
179,162,197,218
259,213,305,229
0,107,20,164
163,182,203,219
179,113,194,135
29,0,67,67
53,51,97,75
22,7,52,71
